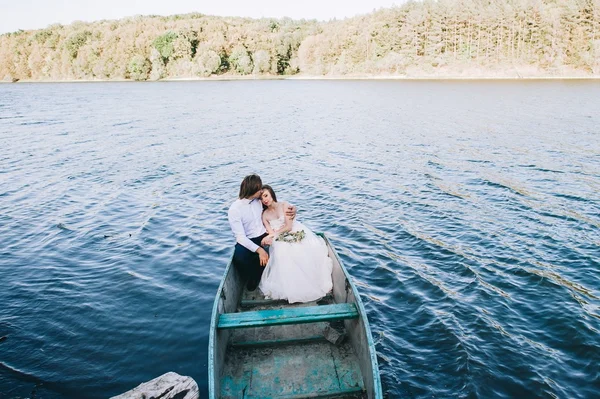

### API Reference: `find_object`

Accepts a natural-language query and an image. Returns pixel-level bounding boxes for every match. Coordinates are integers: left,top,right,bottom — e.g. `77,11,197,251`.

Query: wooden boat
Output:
208,233,383,399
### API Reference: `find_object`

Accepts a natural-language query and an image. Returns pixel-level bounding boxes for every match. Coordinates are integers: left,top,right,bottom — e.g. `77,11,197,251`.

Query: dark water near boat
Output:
0,80,599,399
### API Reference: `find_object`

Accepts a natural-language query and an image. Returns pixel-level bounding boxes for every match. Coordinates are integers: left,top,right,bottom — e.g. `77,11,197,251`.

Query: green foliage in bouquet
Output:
276,230,306,243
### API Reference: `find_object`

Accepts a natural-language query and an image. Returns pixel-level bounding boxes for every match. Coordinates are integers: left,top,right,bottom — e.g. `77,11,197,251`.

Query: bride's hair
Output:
261,185,277,203
239,174,262,199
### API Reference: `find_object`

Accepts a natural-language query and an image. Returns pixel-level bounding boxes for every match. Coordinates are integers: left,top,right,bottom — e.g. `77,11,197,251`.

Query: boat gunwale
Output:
320,233,383,399
208,252,234,399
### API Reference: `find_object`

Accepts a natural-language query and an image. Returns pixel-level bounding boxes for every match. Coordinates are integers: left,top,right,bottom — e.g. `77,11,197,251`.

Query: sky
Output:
0,0,403,34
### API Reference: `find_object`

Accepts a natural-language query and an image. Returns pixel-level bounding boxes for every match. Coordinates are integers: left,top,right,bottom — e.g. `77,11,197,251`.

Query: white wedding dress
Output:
259,216,333,303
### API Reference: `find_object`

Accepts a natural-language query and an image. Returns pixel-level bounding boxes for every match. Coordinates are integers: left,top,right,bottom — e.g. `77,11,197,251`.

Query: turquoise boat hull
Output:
208,233,383,398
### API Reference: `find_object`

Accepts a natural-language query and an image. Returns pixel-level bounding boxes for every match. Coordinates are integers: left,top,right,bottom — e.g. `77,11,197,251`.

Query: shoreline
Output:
3,74,600,83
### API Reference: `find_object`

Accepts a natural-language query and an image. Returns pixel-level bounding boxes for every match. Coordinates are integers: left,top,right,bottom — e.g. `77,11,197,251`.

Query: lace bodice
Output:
268,216,285,231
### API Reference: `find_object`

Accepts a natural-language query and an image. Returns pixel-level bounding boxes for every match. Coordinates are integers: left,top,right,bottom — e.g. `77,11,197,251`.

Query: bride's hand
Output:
261,236,273,246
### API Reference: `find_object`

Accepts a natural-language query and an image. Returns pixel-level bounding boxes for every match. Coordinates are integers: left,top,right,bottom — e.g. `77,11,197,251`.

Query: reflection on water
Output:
0,80,599,398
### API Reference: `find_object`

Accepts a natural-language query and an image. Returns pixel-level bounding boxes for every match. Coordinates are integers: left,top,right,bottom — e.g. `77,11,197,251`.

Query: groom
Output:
228,174,296,291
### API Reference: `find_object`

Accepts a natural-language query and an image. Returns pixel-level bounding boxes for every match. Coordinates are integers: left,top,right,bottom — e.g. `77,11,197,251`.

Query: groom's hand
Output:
285,204,297,219
257,247,269,267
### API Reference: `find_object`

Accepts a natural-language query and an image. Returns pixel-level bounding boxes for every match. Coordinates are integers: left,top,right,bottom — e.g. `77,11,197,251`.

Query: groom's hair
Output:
239,174,262,199
262,185,277,203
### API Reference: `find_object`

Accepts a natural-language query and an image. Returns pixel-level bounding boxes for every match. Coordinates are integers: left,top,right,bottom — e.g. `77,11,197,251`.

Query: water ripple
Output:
0,81,599,398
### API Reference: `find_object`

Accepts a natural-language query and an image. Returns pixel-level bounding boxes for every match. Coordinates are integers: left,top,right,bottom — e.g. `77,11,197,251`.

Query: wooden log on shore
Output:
110,372,199,399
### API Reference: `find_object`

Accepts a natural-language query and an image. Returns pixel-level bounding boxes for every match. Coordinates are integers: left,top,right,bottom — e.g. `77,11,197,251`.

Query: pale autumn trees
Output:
0,0,599,81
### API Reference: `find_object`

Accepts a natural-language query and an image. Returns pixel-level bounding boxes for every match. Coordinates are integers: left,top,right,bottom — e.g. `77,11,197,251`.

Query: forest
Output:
1,0,599,81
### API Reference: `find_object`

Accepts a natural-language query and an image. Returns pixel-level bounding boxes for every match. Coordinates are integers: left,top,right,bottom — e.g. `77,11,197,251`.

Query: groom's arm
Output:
228,207,260,252
277,202,294,235
284,204,297,219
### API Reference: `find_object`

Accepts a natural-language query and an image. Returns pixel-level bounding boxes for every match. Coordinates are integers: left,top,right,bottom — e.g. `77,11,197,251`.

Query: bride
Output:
258,185,333,303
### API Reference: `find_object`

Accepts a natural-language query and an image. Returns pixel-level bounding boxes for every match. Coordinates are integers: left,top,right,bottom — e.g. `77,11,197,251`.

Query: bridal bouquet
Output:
276,230,306,243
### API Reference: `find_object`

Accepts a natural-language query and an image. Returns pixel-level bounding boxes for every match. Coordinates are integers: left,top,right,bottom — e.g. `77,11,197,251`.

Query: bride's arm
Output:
261,211,276,246
262,212,276,236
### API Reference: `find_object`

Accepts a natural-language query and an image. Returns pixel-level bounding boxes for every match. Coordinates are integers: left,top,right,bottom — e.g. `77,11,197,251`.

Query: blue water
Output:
0,80,599,398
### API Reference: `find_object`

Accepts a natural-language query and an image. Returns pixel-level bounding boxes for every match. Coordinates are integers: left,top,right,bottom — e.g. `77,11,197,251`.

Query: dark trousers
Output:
233,233,268,289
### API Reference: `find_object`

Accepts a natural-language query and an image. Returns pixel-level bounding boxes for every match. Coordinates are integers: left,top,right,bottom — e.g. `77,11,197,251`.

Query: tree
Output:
228,44,253,74
0,1,598,80
149,48,165,80
252,49,270,74
65,30,91,59
127,54,151,80
195,49,221,76
152,31,178,63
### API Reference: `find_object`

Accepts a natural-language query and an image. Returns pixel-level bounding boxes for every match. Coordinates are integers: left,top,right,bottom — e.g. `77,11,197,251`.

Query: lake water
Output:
0,80,599,398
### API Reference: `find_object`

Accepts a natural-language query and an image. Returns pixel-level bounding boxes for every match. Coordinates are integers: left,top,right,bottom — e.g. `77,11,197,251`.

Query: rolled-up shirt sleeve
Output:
228,205,259,252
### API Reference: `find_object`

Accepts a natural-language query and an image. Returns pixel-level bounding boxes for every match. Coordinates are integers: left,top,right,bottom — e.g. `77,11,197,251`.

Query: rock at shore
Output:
110,372,198,399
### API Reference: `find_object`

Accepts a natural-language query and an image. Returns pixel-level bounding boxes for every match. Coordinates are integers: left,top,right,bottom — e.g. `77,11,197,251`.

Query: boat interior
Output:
213,240,375,398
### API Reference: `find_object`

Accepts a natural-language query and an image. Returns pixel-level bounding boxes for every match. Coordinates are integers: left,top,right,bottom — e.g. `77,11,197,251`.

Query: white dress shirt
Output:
228,198,267,252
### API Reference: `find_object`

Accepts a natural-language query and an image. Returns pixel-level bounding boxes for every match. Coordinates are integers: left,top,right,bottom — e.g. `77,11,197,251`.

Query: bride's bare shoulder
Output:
263,206,279,220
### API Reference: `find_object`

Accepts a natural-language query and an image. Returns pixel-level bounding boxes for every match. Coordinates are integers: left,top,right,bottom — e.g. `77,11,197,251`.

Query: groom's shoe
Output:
247,279,258,291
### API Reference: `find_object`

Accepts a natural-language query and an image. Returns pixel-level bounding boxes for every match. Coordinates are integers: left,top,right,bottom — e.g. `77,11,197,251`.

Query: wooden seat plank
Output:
218,303,358,329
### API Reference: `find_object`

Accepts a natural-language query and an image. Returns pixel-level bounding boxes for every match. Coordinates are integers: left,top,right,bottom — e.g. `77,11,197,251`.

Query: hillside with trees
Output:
1,0,599,81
